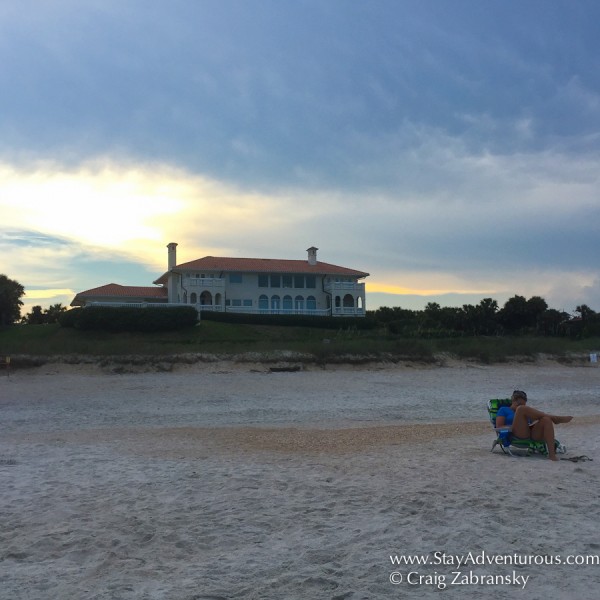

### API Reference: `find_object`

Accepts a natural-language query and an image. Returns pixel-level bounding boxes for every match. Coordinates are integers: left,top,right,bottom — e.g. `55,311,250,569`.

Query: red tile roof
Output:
153,256,369,285
71,284,167,306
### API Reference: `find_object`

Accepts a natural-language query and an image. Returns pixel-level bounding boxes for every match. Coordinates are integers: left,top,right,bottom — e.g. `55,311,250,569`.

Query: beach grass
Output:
428,335,595,363
1,322,599,363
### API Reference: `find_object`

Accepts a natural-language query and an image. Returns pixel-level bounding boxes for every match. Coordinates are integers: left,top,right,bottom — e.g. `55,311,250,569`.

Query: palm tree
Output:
44,303,68,323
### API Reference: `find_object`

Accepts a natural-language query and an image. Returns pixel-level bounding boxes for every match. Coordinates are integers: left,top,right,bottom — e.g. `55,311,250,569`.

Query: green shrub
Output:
59,308,82,328
60,306,198,332
200,310,377,330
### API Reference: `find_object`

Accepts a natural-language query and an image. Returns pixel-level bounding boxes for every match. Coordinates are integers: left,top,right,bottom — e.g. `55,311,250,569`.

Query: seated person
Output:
495,390,573,461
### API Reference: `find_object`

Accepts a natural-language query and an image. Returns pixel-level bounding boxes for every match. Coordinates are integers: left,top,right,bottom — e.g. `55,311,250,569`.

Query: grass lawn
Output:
1,322,599,364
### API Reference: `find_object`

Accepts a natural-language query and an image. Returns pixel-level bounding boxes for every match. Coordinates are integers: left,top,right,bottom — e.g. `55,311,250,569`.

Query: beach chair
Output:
487,398,567,457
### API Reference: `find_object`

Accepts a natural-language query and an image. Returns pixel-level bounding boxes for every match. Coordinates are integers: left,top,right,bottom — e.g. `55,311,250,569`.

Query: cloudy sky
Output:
1,0,599,315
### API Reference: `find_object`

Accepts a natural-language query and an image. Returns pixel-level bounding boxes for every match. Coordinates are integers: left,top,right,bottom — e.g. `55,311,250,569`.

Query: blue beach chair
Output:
487,398,567,457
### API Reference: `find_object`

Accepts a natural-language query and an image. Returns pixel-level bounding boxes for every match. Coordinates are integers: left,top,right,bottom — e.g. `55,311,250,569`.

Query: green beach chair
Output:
487,398,567,457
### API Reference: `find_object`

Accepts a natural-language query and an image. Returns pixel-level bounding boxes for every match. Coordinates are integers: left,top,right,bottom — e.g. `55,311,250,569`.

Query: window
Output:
190,293,197,304
229,273,243,284
283,295,293,311
243,299,253,307
271,295,281,310
294,275,304,288
307,296,316,310
232,299,242,307
295,295,304,311
282,274,293,288
258,274,269,287
259,295,269,311
270,275,281,288
306,275,316,288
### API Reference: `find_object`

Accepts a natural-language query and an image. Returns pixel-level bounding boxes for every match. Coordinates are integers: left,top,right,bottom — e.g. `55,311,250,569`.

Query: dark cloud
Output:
2,1,600,192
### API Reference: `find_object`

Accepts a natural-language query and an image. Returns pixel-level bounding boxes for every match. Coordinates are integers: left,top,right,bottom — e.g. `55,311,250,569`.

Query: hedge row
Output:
59,306,198,332
200,310,377,330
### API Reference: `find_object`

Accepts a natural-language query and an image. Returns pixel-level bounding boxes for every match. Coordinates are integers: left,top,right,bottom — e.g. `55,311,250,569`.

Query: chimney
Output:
167,243,178,304
307,246,318,266
167,242,178,270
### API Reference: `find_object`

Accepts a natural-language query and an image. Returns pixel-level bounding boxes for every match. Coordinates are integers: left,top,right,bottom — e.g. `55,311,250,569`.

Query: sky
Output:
1,0,600,316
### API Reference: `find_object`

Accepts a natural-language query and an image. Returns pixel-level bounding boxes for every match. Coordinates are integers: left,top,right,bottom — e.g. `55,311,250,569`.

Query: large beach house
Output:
71,244,369,317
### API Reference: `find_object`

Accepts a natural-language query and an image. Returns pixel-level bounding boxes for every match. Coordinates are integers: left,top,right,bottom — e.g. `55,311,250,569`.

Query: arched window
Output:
295,295,304,312
259,295,269,312
335,296,341,308
307,296,316,311
343,294,354,308
200,291,212,306
190,292,197,304
271,295,281,311
283,295,293,312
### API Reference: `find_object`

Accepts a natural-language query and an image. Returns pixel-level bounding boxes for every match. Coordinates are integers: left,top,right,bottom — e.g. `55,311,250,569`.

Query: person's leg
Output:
549,415,573,424
512,406,572,461
511,405,545,438
530,416,559,460
513,405,572,429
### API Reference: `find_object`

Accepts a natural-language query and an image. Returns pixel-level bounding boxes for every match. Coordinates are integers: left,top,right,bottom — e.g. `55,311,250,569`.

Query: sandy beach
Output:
1,360,599,599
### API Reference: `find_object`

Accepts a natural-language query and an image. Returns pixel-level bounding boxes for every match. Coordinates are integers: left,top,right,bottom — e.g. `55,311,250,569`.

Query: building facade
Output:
72,244,369,317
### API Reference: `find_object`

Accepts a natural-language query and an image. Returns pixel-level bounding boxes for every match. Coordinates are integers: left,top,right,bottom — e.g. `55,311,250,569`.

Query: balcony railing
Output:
87,302,186,308
186,278,225,288
85,301,365,316
196,305,225,312
332,307,366,316
324,281,365,292
199,305,365,317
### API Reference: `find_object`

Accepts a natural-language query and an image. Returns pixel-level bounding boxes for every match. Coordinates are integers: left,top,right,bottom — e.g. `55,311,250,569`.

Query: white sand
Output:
1,361,599,599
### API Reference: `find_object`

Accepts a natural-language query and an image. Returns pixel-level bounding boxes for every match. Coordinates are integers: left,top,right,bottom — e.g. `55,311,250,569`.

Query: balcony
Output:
197,305,365,317
186,277,225,288
332,307,366,317
324,281,365,293
88,301,184,308
226,306,331,317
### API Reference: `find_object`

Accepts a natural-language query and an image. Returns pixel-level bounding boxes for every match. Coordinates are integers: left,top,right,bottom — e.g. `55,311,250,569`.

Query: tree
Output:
539,308,569,336
574,304,600,337
497,295,548,333
461,298,499,335
22,303,68,325
25,305,46,325
0,274,25,327
44,303,67,323
498,295,529,332
575,304,596,321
